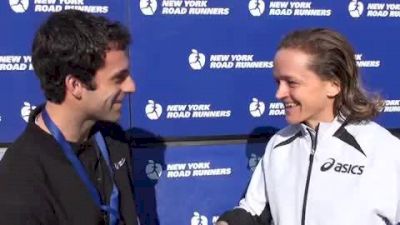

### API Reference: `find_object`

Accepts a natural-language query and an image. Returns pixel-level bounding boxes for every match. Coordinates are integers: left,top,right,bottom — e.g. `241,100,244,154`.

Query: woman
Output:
217,28,400,225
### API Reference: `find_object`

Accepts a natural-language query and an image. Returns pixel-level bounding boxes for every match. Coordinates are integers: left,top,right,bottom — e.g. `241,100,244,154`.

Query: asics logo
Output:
320,158,364,175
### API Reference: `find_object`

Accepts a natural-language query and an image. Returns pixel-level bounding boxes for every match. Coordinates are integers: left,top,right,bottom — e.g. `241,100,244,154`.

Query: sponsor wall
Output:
131,0,400,139
132,141,267,225
1,1,400,225
1,1,400,141
0,0,131,143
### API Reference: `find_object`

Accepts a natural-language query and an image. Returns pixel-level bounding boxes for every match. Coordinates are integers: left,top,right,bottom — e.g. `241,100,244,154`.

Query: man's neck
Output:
36,102,95,143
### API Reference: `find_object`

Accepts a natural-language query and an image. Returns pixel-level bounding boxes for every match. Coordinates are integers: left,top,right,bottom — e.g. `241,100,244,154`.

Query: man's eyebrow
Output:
274,74,294,80
112,68,130,80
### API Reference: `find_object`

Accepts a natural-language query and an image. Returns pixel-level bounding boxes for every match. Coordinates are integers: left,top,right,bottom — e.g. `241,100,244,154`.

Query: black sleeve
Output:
0,148,57,225
218,204,272,225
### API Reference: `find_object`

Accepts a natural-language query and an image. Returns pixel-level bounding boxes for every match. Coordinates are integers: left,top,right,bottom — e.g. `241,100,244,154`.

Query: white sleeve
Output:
237,139,273,216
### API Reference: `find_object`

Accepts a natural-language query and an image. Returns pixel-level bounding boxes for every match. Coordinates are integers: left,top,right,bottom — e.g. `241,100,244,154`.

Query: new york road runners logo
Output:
249,98,266,118
21,101,36,122
140,0,158,15
145,100,163,120
145,160,163,180
9,0,29,13
248,0,265,16
191,212,208,225
348,0,364,18
188,49,206,70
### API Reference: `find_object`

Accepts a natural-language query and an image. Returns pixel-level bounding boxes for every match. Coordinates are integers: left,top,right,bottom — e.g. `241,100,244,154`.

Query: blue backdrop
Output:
0,0,131,142
133,141,267,225
1,0,399,142
1,1,400,225
130,0,400,139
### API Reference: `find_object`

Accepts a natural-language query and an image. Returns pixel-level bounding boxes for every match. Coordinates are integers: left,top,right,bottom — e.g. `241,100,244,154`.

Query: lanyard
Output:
42,109,120,225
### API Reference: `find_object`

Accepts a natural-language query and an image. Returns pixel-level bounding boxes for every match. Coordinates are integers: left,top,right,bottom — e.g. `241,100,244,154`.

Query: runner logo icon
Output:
146,160,163,180
189,49,206,70
248,153,261,172
191,212,208,225
9,0,29,13
140,0,158,15
348,0,364,18
21,101,36,122
249,98,266,117
248,0,265,16
145,100,163,120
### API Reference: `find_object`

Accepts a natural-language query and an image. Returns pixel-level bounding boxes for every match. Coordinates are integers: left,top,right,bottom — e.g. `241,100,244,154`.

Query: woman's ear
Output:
326,79,341,98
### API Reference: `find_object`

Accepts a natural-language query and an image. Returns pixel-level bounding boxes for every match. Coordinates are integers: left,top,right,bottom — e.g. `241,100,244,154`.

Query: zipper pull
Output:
306,128,317,154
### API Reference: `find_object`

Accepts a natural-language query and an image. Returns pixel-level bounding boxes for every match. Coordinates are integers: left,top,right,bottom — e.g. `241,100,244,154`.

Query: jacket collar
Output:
297,117,346,141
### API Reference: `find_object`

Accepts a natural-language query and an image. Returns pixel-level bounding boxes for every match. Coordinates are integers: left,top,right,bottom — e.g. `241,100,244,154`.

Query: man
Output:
0,10,138,225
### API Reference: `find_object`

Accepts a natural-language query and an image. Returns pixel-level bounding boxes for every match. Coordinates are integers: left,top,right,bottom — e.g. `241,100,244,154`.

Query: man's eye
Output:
114,74,129,84
115,77,125,83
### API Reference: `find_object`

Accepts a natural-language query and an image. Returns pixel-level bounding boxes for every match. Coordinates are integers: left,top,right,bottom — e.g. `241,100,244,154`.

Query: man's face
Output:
273,48,339,129
82,50,135,122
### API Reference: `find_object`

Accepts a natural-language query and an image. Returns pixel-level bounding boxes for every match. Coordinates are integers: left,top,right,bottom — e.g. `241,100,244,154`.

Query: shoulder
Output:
0,124,48,194
1,122,67,179
347,121,399,144
273,124,302,141
346,121,400,157
275,124,301,137
266,124,302,149
4,122,55,159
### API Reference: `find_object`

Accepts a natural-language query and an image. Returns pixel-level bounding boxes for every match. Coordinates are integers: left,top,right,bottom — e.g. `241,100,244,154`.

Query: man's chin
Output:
109,114,121,123
99,113,121,123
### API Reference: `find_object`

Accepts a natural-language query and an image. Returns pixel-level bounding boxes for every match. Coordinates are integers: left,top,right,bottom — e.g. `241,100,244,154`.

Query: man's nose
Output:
122,75,136,93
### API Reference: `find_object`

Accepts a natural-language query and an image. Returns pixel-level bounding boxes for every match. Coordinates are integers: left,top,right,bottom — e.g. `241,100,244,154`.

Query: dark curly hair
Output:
278,28,383,123
32,10,131,103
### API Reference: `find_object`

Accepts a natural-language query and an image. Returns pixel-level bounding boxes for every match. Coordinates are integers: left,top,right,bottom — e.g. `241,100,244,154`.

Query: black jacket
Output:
0,109,138,225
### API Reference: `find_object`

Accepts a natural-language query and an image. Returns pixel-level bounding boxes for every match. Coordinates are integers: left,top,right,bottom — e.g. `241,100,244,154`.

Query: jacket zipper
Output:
301,127,318,225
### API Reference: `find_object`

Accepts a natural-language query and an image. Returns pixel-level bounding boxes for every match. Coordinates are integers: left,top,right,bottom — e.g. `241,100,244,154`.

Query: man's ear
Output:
326,79,341,98
65,75,83,100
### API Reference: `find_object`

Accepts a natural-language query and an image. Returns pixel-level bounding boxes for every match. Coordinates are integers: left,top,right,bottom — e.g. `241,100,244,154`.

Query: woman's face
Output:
273,48,340,129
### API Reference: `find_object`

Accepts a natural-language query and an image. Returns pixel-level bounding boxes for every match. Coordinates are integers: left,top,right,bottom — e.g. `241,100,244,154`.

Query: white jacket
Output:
239,118,400,225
